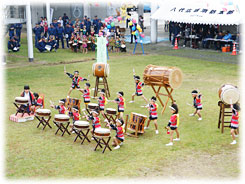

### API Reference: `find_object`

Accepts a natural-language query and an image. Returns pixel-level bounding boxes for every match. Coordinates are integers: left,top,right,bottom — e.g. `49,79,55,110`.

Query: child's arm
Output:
109,123,117,131
65,72,74,78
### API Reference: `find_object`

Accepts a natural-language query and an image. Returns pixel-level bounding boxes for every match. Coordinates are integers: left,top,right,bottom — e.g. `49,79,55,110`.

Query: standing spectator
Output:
93,15,99,33
56,23,65,49
169,21,174,42
80,21,85,30
97,19,103,34
68,19,73,27
43,22,48,38
62,13,69,27
164,21,169,32
86,18,91,35
39,17,44,26
9,24,15,39
33,23,43,47
15,23,22,42
172,23,180,46
57,16,63,27
126,12,131,28
83,15,88,26
138,15,144,32
52,18,58,28
64,24,73,48
48,23,57,39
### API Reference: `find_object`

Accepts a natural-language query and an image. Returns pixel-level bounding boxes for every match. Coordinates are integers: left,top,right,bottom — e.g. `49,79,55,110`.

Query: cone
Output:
173,37,179,50
231,42,237,56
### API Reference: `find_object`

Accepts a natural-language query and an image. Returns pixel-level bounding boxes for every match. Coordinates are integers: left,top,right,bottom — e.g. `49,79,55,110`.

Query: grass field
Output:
5,36,240,179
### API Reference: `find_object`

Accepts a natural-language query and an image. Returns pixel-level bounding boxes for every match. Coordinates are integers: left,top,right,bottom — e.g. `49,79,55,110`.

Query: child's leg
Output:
114,137,119,146
231,129,235,140
67,87,73,96
141,95,148,103
175,128,180,138
86,48,88,53
234,129,239,135
170,130,174,142
146,119,151,128
153,119,158,130
131,93,136,101
196,109,202,118
120,112,124,121
193,109,198,115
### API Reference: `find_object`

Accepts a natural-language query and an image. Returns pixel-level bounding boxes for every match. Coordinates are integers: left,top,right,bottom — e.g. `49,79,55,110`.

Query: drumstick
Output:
49,100,54,105
186,102,192,106
64,65,66,72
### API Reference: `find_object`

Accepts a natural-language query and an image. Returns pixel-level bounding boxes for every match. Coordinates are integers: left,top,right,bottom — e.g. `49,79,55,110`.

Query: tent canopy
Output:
151,0,242,25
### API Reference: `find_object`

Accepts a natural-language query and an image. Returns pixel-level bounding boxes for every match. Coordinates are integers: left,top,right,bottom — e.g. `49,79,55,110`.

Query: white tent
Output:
151,0,242,25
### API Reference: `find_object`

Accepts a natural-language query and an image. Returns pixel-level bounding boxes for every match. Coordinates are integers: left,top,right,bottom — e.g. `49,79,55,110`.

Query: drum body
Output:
54,114,70,123
36,109,51,117
129,112,147,133
15,97,29,105
92,63,110,77
74,121,90,129
88,103,99,110
218,84,239,104
94,128,111,137
106,108,117,115
143,65,183,89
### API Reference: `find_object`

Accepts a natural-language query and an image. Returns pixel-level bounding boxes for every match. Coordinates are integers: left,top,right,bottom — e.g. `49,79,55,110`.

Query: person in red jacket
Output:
93,89,108,123
79,83,91,107
83,110,101,138
166,103,180,146
20,85,35,113
189,90,202,121
30,93,43,113
50,99,66,114
144,96,159,134
111,91,125,121
110,119,124,150
64,70,87,98
230,103,240,145
129,73,148,104
69,106,80,133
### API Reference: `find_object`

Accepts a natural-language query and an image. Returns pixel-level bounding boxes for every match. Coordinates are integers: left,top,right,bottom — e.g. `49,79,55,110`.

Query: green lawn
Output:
5,35,240,179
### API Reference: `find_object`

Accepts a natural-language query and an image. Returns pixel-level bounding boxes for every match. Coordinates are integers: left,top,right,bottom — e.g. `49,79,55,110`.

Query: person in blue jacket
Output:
9,24,15,39
93,15,99,34
64,24,73,48
15,23,22,42
56,23,64,49
33,23,44,47
62,13,69,27
172,23,180,46
86,17,91,35
97,19,103,34
48,23,57,39
36,36,47,52
8,37,19,52
52,18,58,28
46,35,57,52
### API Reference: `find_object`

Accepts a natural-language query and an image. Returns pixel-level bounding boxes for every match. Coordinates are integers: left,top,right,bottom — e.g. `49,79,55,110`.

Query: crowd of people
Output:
7,23,22,52
32,14,128,53
168,22,241,51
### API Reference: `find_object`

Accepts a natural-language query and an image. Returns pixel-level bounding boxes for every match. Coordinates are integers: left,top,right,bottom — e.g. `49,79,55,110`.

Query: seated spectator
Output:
8,37,20,52
37,36,47,52
223,31,232,40
183,27,190,47
202,30,213,49
214,31,224,50
46,35,57,52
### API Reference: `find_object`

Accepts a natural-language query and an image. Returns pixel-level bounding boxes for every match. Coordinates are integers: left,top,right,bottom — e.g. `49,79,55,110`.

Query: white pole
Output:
151,2,158,43
26,2,34,62
46,2,51,27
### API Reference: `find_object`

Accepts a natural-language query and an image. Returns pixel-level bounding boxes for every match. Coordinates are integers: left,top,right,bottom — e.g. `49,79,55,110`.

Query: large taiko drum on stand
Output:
218,84,239,104
92,63,110,77
143,65,183,89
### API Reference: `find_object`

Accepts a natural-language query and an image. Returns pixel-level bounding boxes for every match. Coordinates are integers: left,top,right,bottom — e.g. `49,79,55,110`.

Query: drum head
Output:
221,88,239,104
105,64,110,77
169,68,183,89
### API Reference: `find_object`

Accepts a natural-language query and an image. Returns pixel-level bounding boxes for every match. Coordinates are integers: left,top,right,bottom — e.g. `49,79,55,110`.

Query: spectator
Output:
57,16,64,27
36,37,47,52
202,30,213,49
9,24,15,39
56,22,65,49
164,21,169,32
138,15,144,32
62,13,69,27
93,15,99,33
64,24,73,48
46,35,57,52
214,31,224,50
15,23,22,42
97,19,103,34
172,23,180,46
52,18,58,28
43,22,48,38
8,37,20,52
39,17,44,26
86,18,91,35
33,23,44,47
48,23,57,39
169,21,174,42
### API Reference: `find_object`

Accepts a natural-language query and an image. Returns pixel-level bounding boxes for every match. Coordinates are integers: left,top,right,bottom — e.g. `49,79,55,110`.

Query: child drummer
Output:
110,91,125,121
64,69,88,98
69,106,80,133
93,89,108,123
50,99,67,114
129,70,148,104
165,103,180,146
30,93,43,113
79,83,91,108
230,102,240,145
83,110,101,138
189,90,202,121
109,119,125,150
144,96,159,134
20,85,35,114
